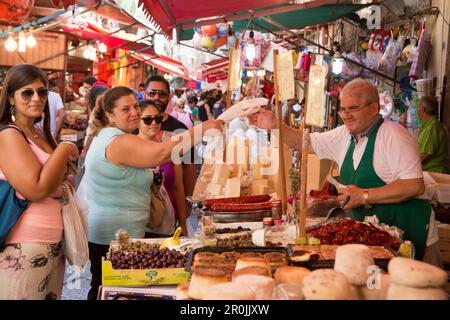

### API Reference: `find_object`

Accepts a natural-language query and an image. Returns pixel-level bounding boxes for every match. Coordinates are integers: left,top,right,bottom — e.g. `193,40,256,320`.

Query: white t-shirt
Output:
310,120,438,246
38,91,64,135
310,120,423,183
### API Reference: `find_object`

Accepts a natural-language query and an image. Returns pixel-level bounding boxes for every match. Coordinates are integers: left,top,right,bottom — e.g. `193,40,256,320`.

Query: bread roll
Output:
203,282,256,300
357,273,391,300
334,244,375,286
302,269,352,300
388,257,448,288
274,266,311,285
387,283,448,300
232,266,271,281
235,257,272,276
220,252,241,260
232,275,276,300
188,268,228,300
194,252,219,262
176,283,190,300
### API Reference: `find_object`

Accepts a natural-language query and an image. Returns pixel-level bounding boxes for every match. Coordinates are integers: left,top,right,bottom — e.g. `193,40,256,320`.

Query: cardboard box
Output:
306,154,332,193
438,224,450,239
102,259,189,287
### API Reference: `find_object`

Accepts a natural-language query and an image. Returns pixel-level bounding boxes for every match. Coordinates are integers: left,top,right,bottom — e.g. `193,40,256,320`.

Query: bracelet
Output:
363,189,372,209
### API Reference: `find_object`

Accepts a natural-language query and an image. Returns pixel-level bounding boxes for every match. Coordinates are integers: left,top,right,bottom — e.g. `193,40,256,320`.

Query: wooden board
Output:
276,50,295,100
305,63,328,127
228,47,242,91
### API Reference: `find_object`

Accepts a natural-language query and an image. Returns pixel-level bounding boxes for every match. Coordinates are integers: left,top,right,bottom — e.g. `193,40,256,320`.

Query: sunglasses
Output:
141,115,163,125
16,88,49,101
146,89,169,98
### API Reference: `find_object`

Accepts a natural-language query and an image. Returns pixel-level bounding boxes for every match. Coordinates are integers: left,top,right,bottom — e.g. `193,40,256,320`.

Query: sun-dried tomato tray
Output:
287,244,395,271
184,246,288,274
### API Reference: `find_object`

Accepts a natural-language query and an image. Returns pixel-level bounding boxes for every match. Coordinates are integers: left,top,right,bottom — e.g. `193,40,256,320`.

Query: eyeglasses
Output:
146,89,169,98
16,88,49,101
141,115,163,125
338,104,370,117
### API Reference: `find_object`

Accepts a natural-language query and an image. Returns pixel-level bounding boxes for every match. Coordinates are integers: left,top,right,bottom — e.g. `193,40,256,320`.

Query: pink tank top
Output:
0,141,63,244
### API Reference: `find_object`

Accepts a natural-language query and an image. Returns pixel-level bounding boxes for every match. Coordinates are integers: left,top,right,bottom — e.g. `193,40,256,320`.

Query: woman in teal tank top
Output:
84,86,223,300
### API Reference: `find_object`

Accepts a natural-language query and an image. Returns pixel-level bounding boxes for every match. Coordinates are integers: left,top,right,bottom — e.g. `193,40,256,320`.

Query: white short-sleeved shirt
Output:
311,120,439,246
310,120,423,183
38,91,64,135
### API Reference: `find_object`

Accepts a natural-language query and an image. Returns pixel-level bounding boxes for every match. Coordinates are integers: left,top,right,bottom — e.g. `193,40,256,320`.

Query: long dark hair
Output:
92,86,134,133
87,85,108,115
138,99,161,113
0,64,56,149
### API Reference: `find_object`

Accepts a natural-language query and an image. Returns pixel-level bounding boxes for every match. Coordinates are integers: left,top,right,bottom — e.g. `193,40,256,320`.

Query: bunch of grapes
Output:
110,247,186,270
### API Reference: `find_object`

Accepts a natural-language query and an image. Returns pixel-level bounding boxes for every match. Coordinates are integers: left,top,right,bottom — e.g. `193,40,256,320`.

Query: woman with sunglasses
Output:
0,64,79,299
84,86,223,300
138,100,187,236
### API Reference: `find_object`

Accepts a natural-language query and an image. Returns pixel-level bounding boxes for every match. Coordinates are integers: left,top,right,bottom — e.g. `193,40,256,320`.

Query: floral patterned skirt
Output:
0,242,65,300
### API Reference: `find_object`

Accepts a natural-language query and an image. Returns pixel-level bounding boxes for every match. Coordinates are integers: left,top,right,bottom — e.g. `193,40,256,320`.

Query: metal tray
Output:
202,209,272,223
287,244,391,271
185,246,288,274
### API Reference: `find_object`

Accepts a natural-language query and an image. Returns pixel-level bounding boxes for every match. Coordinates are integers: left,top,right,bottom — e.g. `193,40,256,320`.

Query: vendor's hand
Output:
248,108,277,130
201,119,225,135
337,185,365,210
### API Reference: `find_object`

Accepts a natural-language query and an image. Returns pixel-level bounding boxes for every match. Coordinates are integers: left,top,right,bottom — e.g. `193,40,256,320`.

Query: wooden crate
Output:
438,224,450,265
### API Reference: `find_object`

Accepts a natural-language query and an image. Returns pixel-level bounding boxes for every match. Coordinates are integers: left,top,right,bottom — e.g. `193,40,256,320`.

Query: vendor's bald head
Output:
339,78,381,135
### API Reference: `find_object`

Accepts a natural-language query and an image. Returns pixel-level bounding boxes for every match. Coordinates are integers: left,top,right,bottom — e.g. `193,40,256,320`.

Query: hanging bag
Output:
61,183,89,270
0,125,30,248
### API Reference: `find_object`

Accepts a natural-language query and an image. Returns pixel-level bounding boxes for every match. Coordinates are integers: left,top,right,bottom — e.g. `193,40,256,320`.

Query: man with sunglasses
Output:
253,78,438,261
145,75,198,230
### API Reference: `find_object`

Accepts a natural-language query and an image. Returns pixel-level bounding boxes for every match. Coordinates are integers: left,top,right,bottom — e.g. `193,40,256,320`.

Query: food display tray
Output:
202,209,272,223
184,246,288,273
287,244,392,271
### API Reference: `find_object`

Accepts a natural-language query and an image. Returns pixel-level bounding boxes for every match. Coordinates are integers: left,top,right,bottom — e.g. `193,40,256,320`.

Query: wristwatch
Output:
362,189,372,209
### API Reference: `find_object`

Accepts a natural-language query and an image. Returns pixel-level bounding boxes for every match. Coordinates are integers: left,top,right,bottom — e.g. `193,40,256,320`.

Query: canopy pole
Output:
273,49,288,216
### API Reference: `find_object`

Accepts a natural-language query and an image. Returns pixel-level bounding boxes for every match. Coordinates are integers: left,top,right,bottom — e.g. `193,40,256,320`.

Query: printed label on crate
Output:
102,260,189,286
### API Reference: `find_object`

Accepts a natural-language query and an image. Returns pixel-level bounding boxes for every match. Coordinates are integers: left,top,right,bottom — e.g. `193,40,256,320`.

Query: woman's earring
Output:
41,112,45,119
111,121,116,127
10,106,16,122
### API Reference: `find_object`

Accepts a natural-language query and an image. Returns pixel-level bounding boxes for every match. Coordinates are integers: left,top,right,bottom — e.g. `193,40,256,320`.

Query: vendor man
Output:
417,96,448,173
253,78,432,260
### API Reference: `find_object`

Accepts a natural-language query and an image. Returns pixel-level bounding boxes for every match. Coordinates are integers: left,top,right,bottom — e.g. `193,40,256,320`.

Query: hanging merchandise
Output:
294,50,311,82
240,30,271,68
379,91,394,119
305,58,328,127
276,49,295,100
409,19,431,79
363,29,389,85
341,52,362,80
379,36,405,75
192,20,231,52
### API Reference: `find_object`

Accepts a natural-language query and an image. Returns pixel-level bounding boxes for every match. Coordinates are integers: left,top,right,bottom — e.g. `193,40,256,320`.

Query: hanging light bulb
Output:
26,27,37,48
5,27,17,52
18,30,26,53
98,42,107,53
83,46,91,59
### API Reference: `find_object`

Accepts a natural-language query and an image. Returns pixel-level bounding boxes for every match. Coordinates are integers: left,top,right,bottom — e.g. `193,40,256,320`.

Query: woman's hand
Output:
59,141,80,162
248,108,277,130
201,119,224,135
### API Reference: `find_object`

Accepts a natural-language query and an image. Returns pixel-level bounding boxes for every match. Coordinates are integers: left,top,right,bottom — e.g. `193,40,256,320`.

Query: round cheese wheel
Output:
188,268,228,300
232,275,276,300
274,266,311,285
204,282,256,300
334,244,375,286
357,273,391,300
387,283,448,300
302,269,352,300
388,257,448,288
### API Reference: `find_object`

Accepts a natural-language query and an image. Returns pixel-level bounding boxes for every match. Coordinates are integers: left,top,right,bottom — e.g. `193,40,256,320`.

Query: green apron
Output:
340,119,431,260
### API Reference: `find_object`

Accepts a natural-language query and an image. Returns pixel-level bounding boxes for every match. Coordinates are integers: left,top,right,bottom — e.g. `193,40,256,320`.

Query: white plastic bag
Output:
75,176,88,234
62,183,89,271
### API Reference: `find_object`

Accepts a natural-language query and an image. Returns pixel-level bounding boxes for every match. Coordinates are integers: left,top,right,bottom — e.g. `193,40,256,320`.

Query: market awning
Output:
202,58,229,75
61,24,156,56
178,3,367,41
132,52,192,80
137,0,366,39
